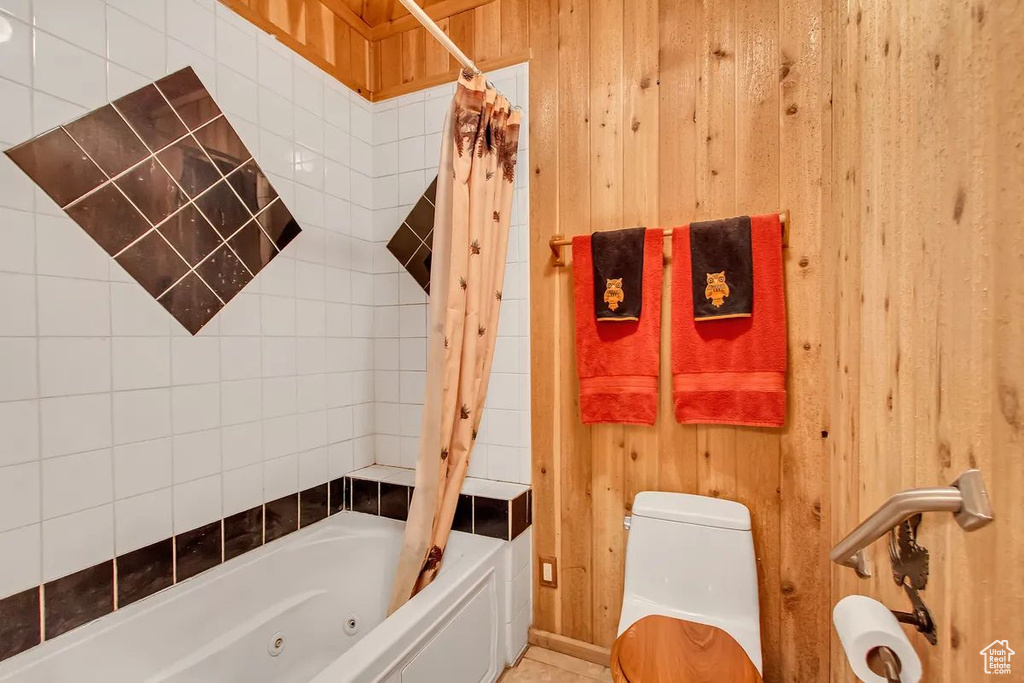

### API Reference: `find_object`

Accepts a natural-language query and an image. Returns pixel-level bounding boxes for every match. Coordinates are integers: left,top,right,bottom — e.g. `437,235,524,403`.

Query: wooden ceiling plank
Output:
369,0,491,40
320,0,375,39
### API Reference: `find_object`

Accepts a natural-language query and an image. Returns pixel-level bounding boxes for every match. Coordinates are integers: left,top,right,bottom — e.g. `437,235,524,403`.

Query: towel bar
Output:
547,210,789,267
830,469,994,578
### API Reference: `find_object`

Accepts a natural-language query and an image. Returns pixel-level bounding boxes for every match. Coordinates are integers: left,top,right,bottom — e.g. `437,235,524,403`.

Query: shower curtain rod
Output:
396,0,481,75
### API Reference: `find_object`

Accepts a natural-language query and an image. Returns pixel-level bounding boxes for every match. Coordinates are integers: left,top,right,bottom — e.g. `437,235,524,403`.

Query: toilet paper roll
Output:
833,595,922,683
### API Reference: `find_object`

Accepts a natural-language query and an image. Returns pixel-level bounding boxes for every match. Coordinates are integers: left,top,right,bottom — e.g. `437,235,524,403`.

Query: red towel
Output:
572,229,663,425
671,214,786,427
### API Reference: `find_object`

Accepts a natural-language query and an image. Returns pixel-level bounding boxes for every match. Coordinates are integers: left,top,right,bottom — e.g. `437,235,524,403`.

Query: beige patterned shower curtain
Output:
388,72,521,613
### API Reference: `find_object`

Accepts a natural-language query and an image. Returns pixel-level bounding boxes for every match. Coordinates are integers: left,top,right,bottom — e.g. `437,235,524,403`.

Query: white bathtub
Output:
0,513,516,683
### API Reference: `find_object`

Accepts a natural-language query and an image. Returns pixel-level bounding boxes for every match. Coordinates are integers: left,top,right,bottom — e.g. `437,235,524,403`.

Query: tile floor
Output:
500,646,612,682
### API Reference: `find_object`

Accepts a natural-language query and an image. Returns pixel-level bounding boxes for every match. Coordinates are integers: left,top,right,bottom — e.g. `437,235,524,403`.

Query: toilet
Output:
617,491,763,674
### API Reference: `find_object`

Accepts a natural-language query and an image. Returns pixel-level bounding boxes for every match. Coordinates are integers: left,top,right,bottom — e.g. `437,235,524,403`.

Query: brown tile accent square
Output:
156,67,220,130
453,494,473,534
194,116,250,175
300,484,329,527
407,243,432,292
43,561,114,639
386,223,423,267
117,539,173,608
474,497,510,541
226,160,277,214
196,179,251,239
157,272,223,334
65,183,152,256
5,127,107,207
116,229,190,298
350,478,379,515
329,477,345,515
379,483,409,521
115,156,187,224
510,491,530,540
114,84,187,152
406,194,435,241
0,588,40,663
176,521,222,582
224,506,264,561
196,244,252,304
156,134,221,199
158,204,222,266
229,220,277,275
256,199,301,251
266,494,299,542
63,104,150,177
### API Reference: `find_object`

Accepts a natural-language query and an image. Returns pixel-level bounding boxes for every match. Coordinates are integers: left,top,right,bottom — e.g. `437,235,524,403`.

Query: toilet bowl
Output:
618,491,763,673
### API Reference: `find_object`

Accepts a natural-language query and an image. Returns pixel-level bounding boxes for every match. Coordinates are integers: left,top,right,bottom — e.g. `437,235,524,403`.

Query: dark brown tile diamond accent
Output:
156,134,221,199
0,588,40,663
116,539,173,608
266,494,299,542
114,84,187,152
196,179,251,239
5,127,107,207
63,105,150,177
226,159,276,214
43,561,114,639
256,199,301,251
229,220,277,275
194,115,250,175
159,204,222,266
116,230,190,298
157,272,222,335
4,66,300,337
196,244,252,304
176,521,222,582
300,484,329,527
224,506,263,561
65,183,151,255
387,175,437,294
156,67,221,130
115,156,188,224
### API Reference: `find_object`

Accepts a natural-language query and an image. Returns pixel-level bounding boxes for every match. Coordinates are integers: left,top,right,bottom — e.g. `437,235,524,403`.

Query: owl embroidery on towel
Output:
603,278,624,311
705,271,730,308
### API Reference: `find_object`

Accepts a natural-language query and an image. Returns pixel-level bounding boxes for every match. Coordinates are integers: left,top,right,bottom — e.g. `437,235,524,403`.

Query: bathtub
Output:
0,513,514,683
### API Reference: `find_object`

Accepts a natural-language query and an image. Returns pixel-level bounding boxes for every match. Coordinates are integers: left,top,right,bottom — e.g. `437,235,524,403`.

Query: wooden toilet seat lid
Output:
610,615,763,683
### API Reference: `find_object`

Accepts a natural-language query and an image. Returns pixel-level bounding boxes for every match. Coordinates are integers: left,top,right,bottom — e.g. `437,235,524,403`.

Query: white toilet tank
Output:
618,491,762,673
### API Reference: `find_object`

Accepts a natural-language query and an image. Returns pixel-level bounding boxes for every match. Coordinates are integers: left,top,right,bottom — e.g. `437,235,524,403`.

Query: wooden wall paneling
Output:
527,0,560,639
473,2,502,63
556,0,593,645
587,0,624,649
304,0,331,60
619,0,659,602
379,33,404,91
350,31,371,93
424,17,452,75
655,0,699,497
778,0,832,677
401,27,426,82
500,0,530,57
734,0,781,678
448,10,477,67
333,17,354,81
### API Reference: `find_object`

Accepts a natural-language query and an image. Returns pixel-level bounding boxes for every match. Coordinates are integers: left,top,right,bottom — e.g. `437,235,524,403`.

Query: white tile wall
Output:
370,66,531,486
0,0,375,597
0,1,530,600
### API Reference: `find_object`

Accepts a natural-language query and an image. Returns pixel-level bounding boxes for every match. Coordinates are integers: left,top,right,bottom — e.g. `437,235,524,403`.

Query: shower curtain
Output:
388,72,521,614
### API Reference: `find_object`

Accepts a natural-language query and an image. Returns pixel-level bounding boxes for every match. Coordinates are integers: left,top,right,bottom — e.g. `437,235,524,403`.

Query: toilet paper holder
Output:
867,646,903,683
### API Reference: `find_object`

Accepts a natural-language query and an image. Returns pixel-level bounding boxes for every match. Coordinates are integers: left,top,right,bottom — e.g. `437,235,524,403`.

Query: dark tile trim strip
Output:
343,476,532,542
0,475,530,667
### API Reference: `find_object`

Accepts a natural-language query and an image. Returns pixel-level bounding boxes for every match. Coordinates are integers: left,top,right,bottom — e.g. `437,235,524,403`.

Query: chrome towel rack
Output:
830,469,994,578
